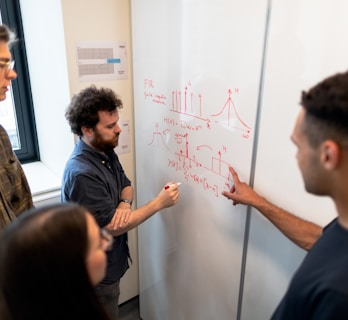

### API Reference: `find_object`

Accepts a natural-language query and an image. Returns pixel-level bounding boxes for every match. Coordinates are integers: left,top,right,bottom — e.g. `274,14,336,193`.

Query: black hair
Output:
300,70,348,148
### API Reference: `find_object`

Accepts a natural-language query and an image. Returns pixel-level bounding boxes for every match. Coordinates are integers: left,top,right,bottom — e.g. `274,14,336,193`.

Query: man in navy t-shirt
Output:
223,71,348,319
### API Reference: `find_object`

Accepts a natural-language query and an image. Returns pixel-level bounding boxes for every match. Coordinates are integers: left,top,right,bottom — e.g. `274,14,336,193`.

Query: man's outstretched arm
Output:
222,166,322,251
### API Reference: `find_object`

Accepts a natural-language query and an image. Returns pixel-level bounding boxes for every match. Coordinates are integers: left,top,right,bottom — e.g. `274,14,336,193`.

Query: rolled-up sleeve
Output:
64,173,116,227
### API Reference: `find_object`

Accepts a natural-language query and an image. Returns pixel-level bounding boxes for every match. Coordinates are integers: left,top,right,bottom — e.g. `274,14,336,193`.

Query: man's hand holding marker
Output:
164,182,182,190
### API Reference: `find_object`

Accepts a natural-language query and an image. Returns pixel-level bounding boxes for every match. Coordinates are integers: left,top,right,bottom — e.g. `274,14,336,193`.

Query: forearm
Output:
222,166,322,250
106,183,179,236
120,186,133,203
254,197,322,251
107,197,163,236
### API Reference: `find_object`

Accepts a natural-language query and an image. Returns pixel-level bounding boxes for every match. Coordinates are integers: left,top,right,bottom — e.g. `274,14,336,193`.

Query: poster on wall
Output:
76,41,128,81
114,119,130,155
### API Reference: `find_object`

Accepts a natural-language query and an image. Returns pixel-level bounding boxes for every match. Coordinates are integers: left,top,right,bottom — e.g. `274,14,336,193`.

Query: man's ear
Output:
81,126,94,137
321,140,340,170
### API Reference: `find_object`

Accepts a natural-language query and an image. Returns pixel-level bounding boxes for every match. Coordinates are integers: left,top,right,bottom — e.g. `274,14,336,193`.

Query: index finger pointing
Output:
229,166,240,183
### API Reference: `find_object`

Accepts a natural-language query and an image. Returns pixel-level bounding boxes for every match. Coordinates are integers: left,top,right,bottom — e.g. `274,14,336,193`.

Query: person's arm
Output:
221,166,322,251
119,186,134,204
108,186,134,228
106,182,179,236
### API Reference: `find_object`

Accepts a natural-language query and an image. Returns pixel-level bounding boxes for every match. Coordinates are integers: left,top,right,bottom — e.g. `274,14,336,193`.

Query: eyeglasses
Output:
0,60,15,77
100,228,114,251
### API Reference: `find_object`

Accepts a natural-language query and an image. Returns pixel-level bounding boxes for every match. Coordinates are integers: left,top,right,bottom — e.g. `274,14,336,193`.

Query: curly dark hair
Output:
65,85,123,136
300,71,348,148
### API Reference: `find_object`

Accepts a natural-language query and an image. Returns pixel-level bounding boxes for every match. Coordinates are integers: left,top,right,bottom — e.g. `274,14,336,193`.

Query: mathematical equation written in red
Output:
144,78,252,197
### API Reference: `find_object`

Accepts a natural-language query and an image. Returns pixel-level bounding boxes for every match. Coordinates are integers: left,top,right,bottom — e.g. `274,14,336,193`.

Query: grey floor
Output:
119,296,141,320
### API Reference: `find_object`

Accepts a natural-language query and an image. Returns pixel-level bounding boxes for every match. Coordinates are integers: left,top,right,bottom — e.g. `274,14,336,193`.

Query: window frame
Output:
0,0,39,163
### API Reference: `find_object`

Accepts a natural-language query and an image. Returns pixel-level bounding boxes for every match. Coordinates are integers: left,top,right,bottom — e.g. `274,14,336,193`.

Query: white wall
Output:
20,0,73,203
60,0,137,304
19,0,138,304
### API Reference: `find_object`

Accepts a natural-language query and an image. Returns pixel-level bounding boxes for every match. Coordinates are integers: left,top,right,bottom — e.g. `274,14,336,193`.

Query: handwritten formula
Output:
144,79,252,197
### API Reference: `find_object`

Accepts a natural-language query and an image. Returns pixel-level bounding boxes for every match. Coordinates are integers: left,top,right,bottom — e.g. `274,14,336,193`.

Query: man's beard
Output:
90,130,119,152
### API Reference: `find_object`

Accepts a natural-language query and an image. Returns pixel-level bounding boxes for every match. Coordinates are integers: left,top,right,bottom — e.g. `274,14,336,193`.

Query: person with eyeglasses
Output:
0,203,114,320
0,24,33,229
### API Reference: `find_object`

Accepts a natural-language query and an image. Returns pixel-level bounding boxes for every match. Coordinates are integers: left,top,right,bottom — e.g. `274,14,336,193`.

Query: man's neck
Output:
81,136,105,154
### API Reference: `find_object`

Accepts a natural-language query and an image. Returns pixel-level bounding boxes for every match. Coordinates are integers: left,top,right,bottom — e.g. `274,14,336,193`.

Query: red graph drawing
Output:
174,133,231,180
170,82,210,128
148,123,170,150
211,89,251,138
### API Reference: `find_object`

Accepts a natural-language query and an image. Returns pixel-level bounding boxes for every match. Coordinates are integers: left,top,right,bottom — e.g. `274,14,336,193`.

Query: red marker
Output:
164,182,182,190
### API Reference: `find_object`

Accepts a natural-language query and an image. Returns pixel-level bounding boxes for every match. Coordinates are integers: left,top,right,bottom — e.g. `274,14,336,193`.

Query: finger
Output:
123,209,131,223
113,209,123,228
163,181,175,190
221,191,233,199
229,166,241,184
221,191,228,197
170,186,178,192
110,212,119,229
118,209,129,227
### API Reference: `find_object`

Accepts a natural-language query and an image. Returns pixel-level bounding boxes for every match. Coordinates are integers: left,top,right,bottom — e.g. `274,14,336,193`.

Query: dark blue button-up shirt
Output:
62,138,131,283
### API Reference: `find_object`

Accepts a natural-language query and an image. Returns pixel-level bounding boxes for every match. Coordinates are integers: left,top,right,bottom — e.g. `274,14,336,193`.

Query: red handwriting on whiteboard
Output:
211,89,251,138
144,79,251,136
144,78,253,197
144,79,167,105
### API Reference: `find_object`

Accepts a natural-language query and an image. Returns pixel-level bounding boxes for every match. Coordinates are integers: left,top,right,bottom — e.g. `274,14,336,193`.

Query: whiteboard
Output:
131,0,348,319
242,0,347,319
131,0,269,319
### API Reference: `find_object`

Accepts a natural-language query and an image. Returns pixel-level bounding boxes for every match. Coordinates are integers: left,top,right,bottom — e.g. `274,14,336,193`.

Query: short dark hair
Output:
300,71,348,148
65,85,123,136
